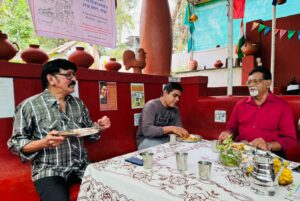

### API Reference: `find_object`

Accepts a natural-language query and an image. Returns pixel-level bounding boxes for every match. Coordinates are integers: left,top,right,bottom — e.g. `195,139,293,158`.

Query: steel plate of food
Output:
58,127,99,137
177,134,202,143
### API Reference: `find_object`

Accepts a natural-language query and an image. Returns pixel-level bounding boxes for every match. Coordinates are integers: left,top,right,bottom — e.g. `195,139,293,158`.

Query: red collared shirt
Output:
226,93,297,152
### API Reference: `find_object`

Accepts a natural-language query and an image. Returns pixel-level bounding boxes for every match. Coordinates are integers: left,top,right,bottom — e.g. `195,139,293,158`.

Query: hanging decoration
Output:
258,24,265,33
251,22,259,31
279,29,287,39
184,1,200,70
264,27,271,36
251,22,300,41
184,1,198,52
287,30,296,40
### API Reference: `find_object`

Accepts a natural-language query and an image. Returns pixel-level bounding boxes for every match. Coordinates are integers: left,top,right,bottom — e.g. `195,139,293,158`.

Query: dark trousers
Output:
34,172,81,201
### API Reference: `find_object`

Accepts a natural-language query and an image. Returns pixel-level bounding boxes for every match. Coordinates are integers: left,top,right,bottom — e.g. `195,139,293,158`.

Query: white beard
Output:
249,88,259,97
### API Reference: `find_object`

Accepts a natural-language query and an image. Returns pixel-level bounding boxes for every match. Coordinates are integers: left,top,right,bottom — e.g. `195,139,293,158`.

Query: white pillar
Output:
270,6,276,92
227,0,233,96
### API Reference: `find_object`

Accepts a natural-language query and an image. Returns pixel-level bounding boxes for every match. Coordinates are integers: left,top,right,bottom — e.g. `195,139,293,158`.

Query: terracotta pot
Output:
214,60,223,68
68,47,94,68
21,44,49,64
105,58,121,71
241,42,260,56
140,0,172,75
0,31,19,61
189,60,198,70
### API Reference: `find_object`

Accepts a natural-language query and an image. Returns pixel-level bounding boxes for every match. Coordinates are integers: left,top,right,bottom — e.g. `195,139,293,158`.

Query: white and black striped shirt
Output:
7,90,100,181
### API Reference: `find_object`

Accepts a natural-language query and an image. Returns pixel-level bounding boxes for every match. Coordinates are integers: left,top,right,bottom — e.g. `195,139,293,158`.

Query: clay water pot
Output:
241,42,260,56
105,58,122,71
68,47,94,68
140,0,172,75
0,31,19,61
189,60,198,70
214,60,223,68
21,44,49,64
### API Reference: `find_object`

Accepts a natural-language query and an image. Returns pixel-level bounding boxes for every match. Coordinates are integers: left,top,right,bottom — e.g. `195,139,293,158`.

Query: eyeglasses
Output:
56,72,76,80
246,78,264,86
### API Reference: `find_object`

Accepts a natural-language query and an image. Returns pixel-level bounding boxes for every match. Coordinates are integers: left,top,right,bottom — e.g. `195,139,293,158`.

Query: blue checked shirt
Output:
7,90,100,181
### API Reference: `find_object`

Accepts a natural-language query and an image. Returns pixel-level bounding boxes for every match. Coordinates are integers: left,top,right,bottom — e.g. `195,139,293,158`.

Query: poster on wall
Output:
131,83,144,109
0,78,15,118
29,0,116,48
72,81,79,98
99,81,117,111
134,113,141,126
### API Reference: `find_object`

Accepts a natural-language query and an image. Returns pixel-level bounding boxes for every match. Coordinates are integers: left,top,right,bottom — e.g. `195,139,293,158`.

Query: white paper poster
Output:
29,0,116,48
134,113,141,126
72,81,79,98
0,78,15,118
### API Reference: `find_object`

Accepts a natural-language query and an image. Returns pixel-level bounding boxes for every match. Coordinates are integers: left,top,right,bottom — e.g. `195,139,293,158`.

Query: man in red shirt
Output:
219,67,296,156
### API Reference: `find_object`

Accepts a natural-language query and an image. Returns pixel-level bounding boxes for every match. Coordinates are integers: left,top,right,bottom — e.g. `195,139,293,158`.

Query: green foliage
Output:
0,0,36,49
0,0,70,52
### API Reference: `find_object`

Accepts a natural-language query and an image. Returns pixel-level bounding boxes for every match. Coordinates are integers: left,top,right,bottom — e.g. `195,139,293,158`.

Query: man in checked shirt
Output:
7,59,111,201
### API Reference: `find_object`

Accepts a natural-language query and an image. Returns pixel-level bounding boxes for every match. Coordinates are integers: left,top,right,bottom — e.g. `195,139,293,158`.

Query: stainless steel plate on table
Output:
58,127,99,137
177,134,202,143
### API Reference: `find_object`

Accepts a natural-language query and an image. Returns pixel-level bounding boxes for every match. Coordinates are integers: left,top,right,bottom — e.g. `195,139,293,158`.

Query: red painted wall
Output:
0,62,299,200
245,14,300,94
0,61,168,163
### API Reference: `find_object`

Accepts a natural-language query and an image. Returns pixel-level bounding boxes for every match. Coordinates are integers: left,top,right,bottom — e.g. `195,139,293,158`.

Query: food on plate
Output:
59,127,99,137
180,134,200,141
217,136,241,167
219,149,241,167
177,134,202,142
232,142,245,151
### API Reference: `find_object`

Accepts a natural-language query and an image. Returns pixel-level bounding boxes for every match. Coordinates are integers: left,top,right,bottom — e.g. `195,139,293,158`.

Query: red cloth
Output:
226,93,297,152
233,0,246,19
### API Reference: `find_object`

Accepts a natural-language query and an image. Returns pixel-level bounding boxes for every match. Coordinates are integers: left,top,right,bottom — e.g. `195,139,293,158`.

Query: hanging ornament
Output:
287,30,296,40
251,22,259,31
189,14,198,22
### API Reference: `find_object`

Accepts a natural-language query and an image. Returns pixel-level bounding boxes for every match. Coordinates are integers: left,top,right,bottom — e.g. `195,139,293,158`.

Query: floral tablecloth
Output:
77,140,300,201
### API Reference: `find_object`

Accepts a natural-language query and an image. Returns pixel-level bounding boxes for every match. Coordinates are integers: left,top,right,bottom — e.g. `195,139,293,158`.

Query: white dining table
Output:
77,140,300,201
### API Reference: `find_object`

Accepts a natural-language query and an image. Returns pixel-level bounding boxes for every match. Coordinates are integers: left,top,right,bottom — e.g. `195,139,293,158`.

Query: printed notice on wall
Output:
99,81,117,111
29,0,116,48
0,78,15,118
72,81,79,98
131,83,144,109
134,113,141,126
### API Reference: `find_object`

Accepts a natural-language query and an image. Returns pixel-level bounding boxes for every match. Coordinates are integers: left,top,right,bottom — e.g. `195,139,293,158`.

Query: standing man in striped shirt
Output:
7,59,111,201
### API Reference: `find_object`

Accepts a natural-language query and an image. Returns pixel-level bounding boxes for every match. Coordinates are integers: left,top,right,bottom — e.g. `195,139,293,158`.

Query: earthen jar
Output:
21,44,49,64
68,47,94,68
140,0,172,75
214,60,223,68
105,58,122,71
241,42,260,56
189,60,198,70
0,31,19,61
